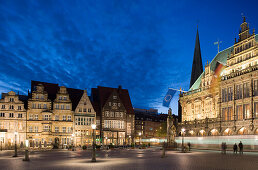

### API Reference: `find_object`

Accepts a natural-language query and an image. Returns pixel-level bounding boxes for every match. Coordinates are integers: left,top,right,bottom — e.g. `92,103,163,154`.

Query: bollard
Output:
23,149,30,161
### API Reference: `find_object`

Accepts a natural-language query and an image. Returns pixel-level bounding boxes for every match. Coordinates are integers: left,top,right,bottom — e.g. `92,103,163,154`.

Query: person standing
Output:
233,143,237,154
239,141,243,154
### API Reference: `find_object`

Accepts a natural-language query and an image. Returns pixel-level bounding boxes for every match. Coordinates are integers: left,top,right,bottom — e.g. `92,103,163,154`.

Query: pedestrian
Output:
188,142,191,151
239,141,243,154
233,143,237,154
224,143,227,154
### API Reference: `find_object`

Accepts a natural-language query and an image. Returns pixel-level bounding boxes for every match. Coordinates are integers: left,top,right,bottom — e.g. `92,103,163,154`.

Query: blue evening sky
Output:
0,0,257,114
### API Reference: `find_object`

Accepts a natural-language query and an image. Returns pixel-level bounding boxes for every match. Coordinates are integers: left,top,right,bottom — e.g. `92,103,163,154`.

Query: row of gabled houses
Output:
0,80,135,149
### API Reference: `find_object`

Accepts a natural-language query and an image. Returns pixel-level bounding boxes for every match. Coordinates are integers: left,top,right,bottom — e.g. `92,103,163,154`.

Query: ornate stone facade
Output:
0,91,27,149
179,18,258,137
74,90,96,147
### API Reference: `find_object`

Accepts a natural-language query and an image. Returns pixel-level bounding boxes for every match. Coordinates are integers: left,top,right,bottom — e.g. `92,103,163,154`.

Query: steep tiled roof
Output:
31,80,83,111
91,86,134,116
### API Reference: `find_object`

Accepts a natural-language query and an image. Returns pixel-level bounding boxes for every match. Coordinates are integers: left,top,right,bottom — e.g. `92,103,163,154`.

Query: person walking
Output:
233,143,237,154
187,142,191,151
239,141,243,154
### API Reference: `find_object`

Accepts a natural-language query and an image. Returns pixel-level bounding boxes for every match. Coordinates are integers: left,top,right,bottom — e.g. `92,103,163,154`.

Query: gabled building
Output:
73,90,97,147
0,91,27,149
91,86,135,146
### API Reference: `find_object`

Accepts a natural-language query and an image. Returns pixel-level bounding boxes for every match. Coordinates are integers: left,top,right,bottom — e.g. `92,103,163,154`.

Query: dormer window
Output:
9,98,14,102
63,96,67,100
59,96,62,100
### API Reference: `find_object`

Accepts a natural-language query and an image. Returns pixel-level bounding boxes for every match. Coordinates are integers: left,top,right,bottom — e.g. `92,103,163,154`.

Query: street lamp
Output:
181,128,185,152
139,132,142,146
71,133,75,151
13,132,18,157
91,124,96,162
105,136,108,150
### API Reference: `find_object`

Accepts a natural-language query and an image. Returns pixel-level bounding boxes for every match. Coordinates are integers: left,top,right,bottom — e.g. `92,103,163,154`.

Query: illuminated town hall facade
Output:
179,18,258,137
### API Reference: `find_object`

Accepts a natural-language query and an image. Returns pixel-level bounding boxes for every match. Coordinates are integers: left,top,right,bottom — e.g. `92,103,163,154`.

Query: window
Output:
9,113,14,118
59,96,62,100
68,127,72,133
254,102,258,118
18,106,22,110
110,111,114,117
35,126,38,132
61,105,64,110
55,115,59,120
63,115,66,121
0,113,5,117
32,103,36,109
18,113,22,118
227,87,233,101
55,104,59,109
222,88,227,102
236,105,243,120
113,103,117,106
79,108,82,112
9,98,14,102
43,104,47,109
38,104,41,109
105,111,109,117
66,105,70,110
243,104,251,119
88,108,91,113
67,115,71,121
9,105,14,110
254,80,258,96
62,127,66,133
227,107,233,121
113,96,117,99
55,127,59,132
83,108,87,112
118,103,121,107
44,114,51,120
243,83,249,98
222,108,227,121
63,96,67,100
29,114,33,120
236,84,242,100
29,126,33,132
35,114,38,120
36,95,39,99
1,105,5,109
120,112,123,118
109,102,111,106
43,125,50,132
41,95,44,100
115,112,120,117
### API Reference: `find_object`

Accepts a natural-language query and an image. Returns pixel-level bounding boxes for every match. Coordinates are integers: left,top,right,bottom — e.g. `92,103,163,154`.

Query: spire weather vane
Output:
214,39,222,53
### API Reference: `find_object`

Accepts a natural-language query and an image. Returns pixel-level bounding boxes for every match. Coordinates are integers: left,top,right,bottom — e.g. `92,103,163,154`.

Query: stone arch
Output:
209,128,219,136
255,128,258,135
223,128,233,136
199,129,206,136
237,127,248,135
187,129,197,136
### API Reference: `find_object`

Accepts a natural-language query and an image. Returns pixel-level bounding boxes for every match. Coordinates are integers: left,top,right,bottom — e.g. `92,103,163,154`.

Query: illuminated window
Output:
227,87,233,101
29,114,33,120
35,126,38,132
66,105,70,110
55,115,59,120
243,83,249,98
43,125,50,132
243,104,251,119
227,107,233,121
236,84,243,100
55,127,59,132
67,115,71,121
35,114,38,120
222,108,227,121
29,126,33,132
254,102,258,118
62,127,66,133
236,105,243,120
63,115,66,121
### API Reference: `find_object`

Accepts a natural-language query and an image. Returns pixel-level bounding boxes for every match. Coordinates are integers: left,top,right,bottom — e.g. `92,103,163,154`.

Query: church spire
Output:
190,28,203,88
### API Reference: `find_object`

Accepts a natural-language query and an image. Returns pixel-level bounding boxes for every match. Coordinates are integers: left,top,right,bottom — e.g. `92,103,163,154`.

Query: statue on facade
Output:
167,108,176,147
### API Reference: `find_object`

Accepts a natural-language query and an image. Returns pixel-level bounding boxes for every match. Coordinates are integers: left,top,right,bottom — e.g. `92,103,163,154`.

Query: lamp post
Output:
23,139,30,161
71,133,75,151
139,132,142,146
105,137,108,150
181,128,185,152
91,124,96,162
13,132,18,157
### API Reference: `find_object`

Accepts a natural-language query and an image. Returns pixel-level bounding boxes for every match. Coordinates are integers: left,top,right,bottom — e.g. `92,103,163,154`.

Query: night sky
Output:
0,0,258,114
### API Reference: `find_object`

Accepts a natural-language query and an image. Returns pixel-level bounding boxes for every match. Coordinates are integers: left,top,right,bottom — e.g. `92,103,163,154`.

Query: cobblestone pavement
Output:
0,148,257,170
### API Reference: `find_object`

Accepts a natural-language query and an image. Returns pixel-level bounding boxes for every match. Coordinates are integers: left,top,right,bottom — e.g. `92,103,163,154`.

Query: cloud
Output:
0,0,194,114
